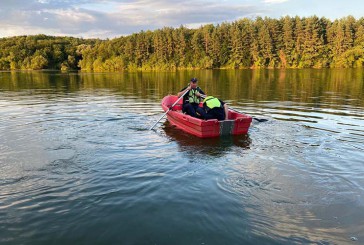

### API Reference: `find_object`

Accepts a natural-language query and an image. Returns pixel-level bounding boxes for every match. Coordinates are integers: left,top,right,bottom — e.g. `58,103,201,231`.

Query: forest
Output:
1,16,364,71
0,35,98,71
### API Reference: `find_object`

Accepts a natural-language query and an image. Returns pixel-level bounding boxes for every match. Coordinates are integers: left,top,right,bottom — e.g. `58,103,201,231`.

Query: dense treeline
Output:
1,16,364,71
0,35,98,70
81,16,364,70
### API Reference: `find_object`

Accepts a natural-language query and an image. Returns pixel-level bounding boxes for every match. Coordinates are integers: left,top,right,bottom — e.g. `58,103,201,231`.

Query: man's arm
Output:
195,88,205,98
177,86,190,97
223,103,229,120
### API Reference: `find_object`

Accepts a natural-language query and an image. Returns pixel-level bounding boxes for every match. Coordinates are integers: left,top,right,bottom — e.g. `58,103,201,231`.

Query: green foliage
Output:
0,58,10,70
30,55,48,70
0,35,97,70
1,16,364,71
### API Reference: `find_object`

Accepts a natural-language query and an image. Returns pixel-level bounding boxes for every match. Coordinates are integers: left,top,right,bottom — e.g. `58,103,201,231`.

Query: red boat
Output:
161,95,252,138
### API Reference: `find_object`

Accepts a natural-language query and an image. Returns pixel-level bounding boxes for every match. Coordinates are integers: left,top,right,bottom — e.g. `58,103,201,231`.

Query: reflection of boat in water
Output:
162,95,252,138
163,121,251,156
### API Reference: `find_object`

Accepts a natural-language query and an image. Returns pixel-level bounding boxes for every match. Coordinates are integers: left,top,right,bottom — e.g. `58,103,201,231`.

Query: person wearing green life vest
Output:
196,96,229,121
177,78,205,118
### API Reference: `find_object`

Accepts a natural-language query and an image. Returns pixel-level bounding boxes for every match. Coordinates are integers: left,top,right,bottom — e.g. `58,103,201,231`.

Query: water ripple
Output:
1,71,364,244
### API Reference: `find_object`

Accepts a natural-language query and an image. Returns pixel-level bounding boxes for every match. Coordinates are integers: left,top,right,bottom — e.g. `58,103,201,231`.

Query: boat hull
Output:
161,95,252,138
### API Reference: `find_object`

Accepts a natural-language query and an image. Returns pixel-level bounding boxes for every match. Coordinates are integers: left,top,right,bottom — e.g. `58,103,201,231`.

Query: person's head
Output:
190,78,198,89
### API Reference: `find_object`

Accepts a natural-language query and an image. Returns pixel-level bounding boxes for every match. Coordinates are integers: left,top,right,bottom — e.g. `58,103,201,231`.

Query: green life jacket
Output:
203,96,222,110
188,88,201,104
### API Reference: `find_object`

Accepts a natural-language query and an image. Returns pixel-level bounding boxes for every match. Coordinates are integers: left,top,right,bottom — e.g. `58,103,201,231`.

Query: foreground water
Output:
0,70,363,244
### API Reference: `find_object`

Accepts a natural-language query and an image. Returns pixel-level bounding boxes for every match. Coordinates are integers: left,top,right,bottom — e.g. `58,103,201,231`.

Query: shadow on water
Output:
162,121,251,157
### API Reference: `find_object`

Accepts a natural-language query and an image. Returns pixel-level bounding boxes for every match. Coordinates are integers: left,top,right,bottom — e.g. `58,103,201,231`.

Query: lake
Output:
0,69,363,244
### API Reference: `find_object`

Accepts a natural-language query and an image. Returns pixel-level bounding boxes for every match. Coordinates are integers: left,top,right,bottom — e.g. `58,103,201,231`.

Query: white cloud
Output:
0,0,265,38
0,24,62,38
42,9,96,23
108,0,260,27
263,0,289,3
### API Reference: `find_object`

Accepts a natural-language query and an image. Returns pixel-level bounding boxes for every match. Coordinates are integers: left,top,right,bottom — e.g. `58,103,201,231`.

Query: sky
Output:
0,0,363,39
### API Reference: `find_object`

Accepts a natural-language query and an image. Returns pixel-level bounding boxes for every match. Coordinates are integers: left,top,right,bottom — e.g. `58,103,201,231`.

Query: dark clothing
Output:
196,99,225,121
180,86,205,117
180,86,205,105
183,103,200,118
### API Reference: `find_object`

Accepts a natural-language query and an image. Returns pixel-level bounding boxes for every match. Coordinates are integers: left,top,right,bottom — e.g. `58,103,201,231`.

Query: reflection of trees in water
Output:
162,121,251,157
1,69,363,107
0,71,83,92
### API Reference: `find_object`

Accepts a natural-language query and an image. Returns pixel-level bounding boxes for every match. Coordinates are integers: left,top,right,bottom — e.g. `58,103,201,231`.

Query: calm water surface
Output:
0,70,363,244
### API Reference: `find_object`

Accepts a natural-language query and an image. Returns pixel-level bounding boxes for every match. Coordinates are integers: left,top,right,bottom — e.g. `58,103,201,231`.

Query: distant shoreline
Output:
1,16,364,71
2,67,363,73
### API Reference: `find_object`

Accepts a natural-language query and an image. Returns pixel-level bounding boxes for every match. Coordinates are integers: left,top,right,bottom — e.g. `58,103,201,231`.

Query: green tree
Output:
31,55,48,69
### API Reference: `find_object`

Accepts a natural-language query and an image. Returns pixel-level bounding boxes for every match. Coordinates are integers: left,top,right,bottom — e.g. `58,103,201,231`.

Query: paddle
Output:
229,108,268,122
199,94,268,122
149,89,189,130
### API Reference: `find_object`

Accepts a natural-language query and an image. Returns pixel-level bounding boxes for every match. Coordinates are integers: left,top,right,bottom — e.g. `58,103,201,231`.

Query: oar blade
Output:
253,118,268,122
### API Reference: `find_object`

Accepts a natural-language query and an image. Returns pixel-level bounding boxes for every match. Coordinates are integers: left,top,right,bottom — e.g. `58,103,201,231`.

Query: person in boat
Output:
177,78,205,118
196,96,229,121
